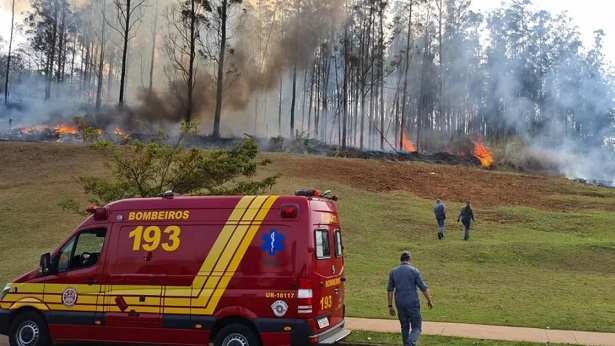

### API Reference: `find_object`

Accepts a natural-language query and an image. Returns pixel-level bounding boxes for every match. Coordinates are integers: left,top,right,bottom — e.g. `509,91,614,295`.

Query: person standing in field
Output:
387,250,434,346
433,199,446,239
457,200,475,240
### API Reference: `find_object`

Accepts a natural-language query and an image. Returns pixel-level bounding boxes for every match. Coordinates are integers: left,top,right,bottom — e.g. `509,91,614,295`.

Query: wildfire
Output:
19,125,48,134
20,124,78,135
54,125,79,135
472,139,494,168
17,123,123,140
402,131,416,152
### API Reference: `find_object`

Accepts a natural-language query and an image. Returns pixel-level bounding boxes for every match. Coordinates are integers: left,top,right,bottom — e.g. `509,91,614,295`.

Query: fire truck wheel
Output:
8,311,51,346
213,323,261,346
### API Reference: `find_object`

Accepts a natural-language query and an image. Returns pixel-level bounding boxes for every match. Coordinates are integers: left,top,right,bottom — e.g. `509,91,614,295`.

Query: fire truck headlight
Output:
0,285,9,301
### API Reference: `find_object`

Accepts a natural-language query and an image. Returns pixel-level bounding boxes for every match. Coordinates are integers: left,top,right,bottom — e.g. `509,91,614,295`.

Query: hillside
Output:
0,141,614,333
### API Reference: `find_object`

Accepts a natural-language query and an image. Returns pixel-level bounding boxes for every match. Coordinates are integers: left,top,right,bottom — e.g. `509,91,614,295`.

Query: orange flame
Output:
402,131,416,152
54,125,79,135
472,139,494,168
19,124,107,137
114,128,125,135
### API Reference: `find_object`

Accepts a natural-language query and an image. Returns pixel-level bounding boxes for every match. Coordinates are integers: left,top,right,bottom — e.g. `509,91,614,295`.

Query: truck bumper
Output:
0,308,9,335
310,320,351,345
257,318,351,345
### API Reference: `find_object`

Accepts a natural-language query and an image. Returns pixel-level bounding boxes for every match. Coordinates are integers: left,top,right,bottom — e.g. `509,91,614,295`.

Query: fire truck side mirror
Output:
40,253,52,275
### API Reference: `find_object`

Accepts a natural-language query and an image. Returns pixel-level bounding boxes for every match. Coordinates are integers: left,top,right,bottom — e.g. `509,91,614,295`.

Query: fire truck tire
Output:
8,311,51,346
213,323,261,346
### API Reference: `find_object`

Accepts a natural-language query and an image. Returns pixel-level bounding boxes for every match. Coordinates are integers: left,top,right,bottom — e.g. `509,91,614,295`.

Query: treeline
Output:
1,0,614,153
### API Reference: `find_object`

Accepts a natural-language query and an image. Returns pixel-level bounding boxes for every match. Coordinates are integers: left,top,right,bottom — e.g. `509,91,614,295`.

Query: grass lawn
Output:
344,330,570,346
331,186,615,333
0,142,614,334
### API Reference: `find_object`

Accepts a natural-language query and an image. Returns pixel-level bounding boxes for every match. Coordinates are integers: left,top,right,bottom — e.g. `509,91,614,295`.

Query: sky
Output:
1,0,614,64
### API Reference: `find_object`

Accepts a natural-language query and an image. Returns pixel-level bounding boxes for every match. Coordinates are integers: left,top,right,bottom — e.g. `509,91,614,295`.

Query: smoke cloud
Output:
0,0,30,16
1,0,614,184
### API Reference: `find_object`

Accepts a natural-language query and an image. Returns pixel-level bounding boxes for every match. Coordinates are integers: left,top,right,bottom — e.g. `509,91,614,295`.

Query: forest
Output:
0,0,614,158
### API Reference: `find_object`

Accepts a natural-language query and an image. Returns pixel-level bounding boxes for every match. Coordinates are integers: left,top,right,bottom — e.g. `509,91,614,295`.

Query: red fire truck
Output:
0,189,351,346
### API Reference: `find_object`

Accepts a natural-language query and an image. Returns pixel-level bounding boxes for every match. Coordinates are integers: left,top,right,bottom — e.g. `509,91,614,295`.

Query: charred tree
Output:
4,0,16,105
45,0,59,100
148,0,160,96
342,22,349,149
109,0,149,107
399,0,413,150
95,0,108,110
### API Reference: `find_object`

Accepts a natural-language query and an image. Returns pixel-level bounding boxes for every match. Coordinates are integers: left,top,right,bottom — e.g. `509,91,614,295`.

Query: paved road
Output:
2,317,614,346
346,317,615,346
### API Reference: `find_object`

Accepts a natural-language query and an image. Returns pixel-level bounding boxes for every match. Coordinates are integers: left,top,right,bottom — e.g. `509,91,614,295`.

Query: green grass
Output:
335,187,614,332
345,330,570,346
0,142,614,336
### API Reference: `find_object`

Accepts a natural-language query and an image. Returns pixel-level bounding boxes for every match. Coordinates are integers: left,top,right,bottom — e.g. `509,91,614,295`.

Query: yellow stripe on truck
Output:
191,196,255,290
193,196,270,314
204,195,280,313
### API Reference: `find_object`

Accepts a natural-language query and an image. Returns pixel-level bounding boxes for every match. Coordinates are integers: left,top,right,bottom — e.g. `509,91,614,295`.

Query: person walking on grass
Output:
457,200,475,240
433,199,446,239
387,250,434,346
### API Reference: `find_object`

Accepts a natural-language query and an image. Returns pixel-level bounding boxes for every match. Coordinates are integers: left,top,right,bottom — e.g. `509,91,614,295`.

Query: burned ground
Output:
265,153,615,212
2,140,613,213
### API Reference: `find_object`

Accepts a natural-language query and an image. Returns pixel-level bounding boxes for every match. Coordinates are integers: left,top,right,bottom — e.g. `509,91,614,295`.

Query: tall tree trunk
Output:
321,50,331,143
289,60,298,138
417,25,430,152
148,0,159,96
57,2,66,83
88,39,95,96
3,0,15,105
342,23,349,149
400,0,413,150
212,0,228,137
81,40,89,94
301,68,308,133
289,0,300,139
96,0,107,110
186,0,196,122
379,1,385,150
70,35,77,85
107,51,114,99
437,0,444,132
253,93,259,134
307,65,315,135
314,57,321,140
278,73,283,135
352,62,359,146
46,0,59,100
119,0,131,106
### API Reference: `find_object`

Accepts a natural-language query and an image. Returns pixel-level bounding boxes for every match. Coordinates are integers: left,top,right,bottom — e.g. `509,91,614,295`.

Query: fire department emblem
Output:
271,300,288,317
61,287,78,307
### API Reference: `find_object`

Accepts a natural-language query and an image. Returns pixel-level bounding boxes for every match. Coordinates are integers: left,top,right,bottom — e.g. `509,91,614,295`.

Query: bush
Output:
59,119,280,215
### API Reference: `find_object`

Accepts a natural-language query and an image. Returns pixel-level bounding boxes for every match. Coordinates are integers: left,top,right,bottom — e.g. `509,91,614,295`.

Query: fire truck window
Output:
315,229,331,259
57,237,76,273
57,229,106,272
334,230,343,258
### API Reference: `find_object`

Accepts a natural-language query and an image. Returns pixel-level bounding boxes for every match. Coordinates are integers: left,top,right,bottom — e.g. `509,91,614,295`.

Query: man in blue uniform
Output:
387,250,434,346
433,199,446,239
457,200,475,240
